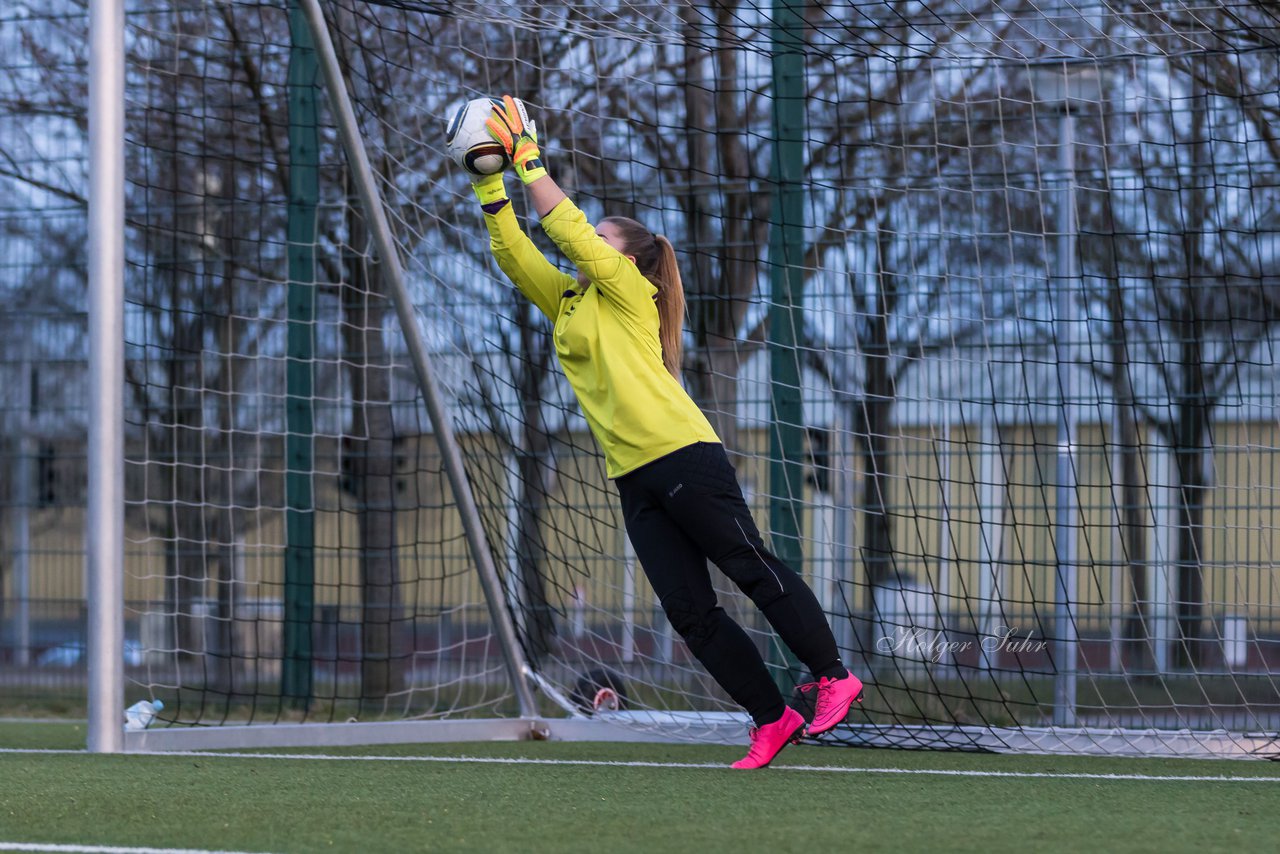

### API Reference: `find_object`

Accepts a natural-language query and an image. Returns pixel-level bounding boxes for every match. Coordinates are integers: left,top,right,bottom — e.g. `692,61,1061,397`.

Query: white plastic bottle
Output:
123,699,165,731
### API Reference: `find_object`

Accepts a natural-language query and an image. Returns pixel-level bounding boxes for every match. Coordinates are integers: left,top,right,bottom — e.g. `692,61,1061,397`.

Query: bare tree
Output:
1079,3,1280,667
798,3,1040,602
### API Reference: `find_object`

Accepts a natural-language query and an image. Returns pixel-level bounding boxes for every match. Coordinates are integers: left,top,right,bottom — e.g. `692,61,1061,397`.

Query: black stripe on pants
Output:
615,441,844,725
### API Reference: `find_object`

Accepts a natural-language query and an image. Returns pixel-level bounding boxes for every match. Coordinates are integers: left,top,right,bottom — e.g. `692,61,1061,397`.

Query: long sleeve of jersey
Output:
482,199,574,322
539,199,659,325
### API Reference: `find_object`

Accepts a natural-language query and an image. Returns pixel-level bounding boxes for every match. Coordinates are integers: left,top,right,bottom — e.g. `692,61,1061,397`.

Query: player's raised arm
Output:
447,97,571,321
484,96,656,320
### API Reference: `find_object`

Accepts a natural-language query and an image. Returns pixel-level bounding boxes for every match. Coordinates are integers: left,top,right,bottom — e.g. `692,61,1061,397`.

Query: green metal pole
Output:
768,0,807,683
283,0,318,705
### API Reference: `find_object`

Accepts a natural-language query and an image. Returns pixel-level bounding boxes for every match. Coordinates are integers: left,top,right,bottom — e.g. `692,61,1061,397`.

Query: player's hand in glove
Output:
485,95,547,185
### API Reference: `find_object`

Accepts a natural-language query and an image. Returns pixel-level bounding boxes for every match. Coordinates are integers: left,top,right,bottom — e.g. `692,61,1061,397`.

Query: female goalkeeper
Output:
471,96,864,769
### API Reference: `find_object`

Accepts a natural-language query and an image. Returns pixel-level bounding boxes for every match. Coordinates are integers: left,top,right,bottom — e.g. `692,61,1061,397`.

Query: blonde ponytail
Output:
652,235,685,380
599,216,687,380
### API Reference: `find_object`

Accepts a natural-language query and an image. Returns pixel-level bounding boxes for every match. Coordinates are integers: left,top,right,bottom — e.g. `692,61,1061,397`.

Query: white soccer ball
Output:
445,97,509,176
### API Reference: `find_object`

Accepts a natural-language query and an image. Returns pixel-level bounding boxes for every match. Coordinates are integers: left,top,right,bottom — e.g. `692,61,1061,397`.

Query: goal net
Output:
79,0,1280,755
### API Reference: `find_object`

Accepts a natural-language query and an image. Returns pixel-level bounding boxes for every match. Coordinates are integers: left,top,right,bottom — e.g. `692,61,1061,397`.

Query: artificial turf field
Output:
1,721,1277,853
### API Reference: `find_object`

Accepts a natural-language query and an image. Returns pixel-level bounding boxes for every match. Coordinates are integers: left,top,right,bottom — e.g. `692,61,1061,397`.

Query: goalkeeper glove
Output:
471,169,508,208
485,95,547,185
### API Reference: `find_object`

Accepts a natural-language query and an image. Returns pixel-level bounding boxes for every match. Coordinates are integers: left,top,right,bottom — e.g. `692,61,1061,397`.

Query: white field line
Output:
0,844,266,854
2,747,1279,783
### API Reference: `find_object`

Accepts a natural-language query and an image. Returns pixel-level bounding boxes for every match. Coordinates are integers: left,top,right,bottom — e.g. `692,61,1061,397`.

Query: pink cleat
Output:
731,706,805,769
805,672,865,736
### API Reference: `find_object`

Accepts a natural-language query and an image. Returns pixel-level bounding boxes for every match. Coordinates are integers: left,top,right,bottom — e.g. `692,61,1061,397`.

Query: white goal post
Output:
87,0,126,755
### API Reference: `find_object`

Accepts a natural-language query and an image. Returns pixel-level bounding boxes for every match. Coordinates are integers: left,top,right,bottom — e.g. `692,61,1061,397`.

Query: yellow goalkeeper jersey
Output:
484,197,721,478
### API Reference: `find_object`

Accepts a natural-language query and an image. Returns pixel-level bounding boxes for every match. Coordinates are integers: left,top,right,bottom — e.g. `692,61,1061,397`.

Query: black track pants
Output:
615,441,845,725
